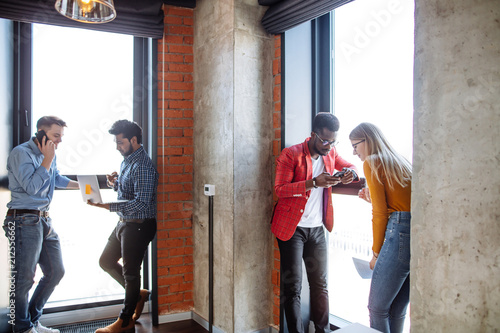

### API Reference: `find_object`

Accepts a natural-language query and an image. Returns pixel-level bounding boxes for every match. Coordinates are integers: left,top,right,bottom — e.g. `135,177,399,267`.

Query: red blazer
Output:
271,138,357,241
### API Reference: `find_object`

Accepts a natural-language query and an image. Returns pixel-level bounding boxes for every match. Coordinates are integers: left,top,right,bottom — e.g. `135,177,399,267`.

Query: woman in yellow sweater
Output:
349,123,412,333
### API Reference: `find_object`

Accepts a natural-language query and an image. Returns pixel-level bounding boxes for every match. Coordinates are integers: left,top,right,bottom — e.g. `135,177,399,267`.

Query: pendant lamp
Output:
55,0,116,24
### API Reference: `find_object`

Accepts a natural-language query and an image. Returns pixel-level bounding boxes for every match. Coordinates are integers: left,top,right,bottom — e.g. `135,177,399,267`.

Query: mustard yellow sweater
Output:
364,160,411,253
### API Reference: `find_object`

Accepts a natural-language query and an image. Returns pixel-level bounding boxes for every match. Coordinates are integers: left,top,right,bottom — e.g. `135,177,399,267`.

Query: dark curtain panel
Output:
164,0,196,8
0,0,164,38
260,0,354,34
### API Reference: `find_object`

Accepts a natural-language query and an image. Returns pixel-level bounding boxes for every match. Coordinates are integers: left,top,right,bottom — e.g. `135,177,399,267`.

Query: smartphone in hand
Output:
333,170,345,178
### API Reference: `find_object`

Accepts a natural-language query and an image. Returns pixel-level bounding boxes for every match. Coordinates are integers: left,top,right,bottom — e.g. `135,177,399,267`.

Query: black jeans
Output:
277,226,330,333
99,219,156,320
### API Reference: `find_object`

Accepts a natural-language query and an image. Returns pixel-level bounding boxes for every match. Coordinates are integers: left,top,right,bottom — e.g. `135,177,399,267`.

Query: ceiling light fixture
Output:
55,0,116,24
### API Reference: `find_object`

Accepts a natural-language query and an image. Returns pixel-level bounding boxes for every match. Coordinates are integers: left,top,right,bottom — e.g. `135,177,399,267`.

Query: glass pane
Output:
329,194,372,323
330,0,414,330
32,24,133,175
32,23,133,306
284,22,312,148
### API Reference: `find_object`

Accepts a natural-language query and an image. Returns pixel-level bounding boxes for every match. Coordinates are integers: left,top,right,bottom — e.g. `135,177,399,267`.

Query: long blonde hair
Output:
349,123,412,189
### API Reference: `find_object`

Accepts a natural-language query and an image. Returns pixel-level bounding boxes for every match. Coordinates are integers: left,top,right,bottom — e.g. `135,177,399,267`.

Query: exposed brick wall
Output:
156,5,195,315
272,34,282,328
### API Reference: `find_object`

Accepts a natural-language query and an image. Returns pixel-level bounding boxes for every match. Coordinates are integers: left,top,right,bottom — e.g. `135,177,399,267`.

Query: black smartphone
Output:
35,130,47,144
333,171,345,178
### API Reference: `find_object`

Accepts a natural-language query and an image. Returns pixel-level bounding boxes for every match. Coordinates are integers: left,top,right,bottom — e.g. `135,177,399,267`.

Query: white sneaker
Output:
34,322,60,333
21,328,38,333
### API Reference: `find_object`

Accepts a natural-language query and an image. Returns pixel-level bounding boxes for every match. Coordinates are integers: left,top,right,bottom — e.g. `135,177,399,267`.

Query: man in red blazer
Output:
272,113,358,333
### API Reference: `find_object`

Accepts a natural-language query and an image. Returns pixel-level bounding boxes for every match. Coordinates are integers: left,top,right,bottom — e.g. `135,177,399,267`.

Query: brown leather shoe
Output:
132,289,150,321
95,318,135,333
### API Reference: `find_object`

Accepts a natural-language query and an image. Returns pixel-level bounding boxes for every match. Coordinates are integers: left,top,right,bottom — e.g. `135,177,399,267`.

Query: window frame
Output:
281,12,333,151
9,21,159,323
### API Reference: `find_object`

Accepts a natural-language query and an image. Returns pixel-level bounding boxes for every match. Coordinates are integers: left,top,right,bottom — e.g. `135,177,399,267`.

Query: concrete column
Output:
193,0,274,332
412,0,500,331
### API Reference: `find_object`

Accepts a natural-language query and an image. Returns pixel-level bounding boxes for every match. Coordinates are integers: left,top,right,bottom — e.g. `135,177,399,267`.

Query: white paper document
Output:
352,257,373,279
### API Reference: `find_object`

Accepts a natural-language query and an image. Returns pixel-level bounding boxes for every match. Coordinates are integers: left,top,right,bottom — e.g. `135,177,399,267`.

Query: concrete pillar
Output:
193,0,274,332
412,0,500,331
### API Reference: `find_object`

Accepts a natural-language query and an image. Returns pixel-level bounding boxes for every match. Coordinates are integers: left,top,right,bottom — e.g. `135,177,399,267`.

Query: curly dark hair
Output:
108,119,142,144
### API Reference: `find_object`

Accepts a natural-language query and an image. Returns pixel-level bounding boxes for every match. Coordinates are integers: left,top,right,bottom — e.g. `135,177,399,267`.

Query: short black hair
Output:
108,119,143,144
312,112,339,133
36,116,67,130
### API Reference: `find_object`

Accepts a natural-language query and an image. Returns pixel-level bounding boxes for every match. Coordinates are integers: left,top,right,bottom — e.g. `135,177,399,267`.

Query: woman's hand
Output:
370,255,377,270
358,187,371,203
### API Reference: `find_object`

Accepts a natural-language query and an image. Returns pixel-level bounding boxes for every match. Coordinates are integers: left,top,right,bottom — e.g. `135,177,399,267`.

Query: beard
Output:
313,145,331,156
121,145,134,157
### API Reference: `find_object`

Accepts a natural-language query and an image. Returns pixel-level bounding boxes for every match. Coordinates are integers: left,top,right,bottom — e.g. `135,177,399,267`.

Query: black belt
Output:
119,217,146,223
6,209,49,218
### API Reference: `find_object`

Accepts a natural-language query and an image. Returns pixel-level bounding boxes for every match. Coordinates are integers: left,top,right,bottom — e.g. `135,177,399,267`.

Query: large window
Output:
0,21,157,328
31,23,134,307
329,0,414,330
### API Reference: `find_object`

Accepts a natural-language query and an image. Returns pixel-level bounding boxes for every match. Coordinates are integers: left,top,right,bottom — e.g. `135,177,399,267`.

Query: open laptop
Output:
77,175,128,204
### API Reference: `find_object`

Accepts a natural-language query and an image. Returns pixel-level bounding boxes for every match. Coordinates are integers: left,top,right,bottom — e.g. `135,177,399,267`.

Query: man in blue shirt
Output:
88,120,158,333
4,116,79,333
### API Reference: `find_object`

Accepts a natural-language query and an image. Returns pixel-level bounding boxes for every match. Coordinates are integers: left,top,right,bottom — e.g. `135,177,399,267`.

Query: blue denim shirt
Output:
6,139,70,211
109,145,158,219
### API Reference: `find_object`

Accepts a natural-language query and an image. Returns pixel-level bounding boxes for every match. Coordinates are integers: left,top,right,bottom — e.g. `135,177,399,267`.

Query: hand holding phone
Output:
35,129,54,152
35,129,56,170
333,171,345,178
339,168,355,184
314,172,341,188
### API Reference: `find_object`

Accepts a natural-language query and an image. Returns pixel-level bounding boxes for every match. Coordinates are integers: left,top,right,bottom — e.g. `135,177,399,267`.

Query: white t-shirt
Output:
297,156,324,228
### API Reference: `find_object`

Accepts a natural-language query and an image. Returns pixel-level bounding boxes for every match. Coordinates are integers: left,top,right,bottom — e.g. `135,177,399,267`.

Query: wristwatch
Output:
312,177,318,188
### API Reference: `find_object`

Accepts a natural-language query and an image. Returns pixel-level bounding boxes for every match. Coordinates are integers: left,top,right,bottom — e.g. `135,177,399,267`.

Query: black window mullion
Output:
312,13,333,117
133,37,158,157
312,19,318,123
133,37,146,138
133,36,159,326
13,21,32,146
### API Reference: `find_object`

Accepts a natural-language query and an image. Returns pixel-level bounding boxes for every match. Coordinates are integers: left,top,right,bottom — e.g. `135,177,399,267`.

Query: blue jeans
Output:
3,214,65,333
368,212,411,333
99,219,156,321
277,226,330,333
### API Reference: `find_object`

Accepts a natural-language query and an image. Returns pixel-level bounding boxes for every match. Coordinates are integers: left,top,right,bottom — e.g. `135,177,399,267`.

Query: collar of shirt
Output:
28,138,43,155
123,145,145,166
